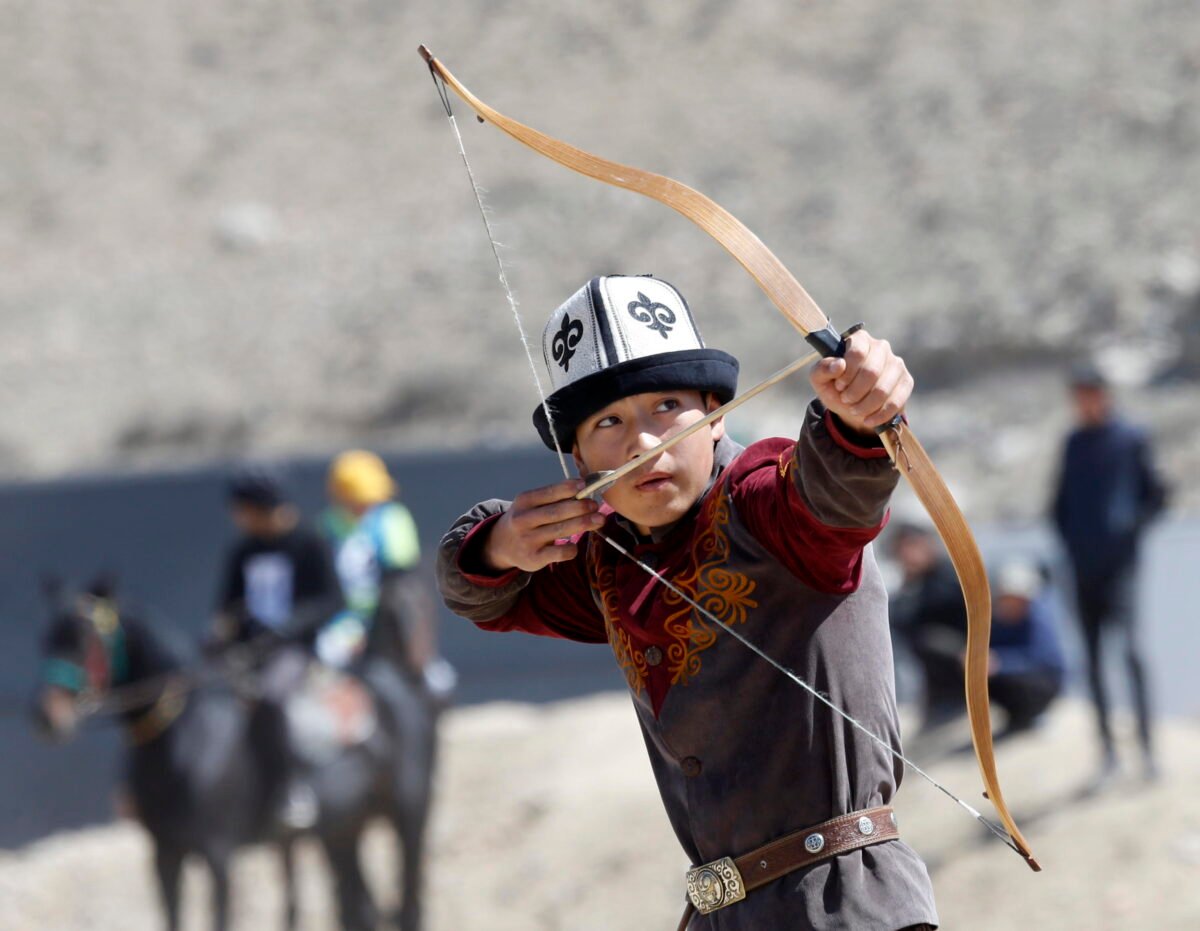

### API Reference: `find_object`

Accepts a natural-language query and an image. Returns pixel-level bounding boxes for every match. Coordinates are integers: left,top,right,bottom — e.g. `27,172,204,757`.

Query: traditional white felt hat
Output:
532,275,739,450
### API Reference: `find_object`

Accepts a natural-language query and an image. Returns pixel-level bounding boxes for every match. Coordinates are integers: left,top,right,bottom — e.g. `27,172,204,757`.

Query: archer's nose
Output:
628,418,658,452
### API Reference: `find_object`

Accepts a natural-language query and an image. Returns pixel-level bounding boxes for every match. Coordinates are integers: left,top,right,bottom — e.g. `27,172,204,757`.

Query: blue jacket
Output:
1051,417,1167,581
990,596,1067,683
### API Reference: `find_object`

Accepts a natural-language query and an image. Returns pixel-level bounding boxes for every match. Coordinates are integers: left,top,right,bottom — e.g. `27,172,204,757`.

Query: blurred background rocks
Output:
2,0,1197,516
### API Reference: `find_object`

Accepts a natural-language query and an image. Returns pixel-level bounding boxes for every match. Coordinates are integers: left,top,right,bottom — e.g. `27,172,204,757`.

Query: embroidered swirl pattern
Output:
590,486,759,694
661,487,758,685
590,543,649,695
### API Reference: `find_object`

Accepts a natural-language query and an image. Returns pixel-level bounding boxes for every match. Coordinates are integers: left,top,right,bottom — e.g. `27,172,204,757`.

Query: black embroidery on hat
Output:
627,292,676,339
552,314,585,371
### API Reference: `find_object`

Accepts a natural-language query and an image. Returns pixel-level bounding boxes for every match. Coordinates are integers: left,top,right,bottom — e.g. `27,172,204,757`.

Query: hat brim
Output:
532,349,739,451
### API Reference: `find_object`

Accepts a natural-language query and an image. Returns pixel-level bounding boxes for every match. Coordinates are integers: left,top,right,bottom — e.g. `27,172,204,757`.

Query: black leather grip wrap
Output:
805,322,864,358
805,324,845,358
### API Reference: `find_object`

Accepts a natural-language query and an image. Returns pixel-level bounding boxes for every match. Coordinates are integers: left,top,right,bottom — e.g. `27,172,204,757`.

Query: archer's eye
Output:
595,414,621,429
655,398,681,413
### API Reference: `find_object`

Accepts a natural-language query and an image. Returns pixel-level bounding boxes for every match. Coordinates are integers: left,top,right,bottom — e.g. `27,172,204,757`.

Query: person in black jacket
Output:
1051,364,1168,783
213,465,344,829
215,467,343,650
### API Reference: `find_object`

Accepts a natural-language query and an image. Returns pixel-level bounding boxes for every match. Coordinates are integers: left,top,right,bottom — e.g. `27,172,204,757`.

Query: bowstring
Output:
428,67,571,477
427,67,1021,856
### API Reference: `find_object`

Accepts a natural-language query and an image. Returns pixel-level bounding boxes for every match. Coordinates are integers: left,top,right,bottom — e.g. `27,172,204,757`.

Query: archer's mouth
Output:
634,471,673,492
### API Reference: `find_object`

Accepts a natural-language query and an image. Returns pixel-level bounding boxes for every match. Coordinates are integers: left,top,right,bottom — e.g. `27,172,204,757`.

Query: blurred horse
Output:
33,578,438,931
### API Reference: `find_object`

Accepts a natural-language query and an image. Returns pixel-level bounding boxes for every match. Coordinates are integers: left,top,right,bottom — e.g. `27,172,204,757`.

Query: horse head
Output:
33,575,128,741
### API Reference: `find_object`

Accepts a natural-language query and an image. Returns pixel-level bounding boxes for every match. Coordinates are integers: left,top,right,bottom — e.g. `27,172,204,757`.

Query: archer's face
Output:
573,390,724,535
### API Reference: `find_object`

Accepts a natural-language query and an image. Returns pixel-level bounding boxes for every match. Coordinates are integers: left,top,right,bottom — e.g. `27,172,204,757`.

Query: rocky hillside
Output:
3,0,1198,516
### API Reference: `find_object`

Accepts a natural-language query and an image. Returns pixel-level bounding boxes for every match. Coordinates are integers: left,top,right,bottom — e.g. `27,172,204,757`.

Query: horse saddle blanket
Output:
285,668,378,765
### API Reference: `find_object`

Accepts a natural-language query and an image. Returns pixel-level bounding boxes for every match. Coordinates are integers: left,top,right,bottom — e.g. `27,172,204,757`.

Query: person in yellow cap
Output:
319,450,456,701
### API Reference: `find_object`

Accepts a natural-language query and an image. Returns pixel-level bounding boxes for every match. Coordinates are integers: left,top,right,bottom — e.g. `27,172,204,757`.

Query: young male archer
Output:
437,274,937,930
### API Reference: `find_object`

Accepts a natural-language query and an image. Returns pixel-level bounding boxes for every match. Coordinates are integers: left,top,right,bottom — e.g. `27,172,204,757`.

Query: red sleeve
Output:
726,429,890,595
455,516,609,644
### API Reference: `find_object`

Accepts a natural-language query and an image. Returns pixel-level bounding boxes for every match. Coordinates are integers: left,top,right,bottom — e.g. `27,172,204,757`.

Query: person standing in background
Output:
1051,364,1168,784
322,450,456,701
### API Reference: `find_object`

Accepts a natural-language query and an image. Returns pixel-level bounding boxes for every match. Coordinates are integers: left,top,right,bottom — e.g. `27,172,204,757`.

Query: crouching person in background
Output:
988,560,1066,738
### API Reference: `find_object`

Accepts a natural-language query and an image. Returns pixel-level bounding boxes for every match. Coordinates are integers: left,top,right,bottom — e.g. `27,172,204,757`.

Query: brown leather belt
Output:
678,806,898,928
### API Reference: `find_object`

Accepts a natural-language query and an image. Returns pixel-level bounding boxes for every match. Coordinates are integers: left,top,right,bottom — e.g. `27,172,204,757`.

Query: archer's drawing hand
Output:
483,479,605,572
810,329,913,435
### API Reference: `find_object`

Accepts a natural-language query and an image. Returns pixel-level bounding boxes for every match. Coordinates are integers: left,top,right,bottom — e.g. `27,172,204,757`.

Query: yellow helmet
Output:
327,450,396,507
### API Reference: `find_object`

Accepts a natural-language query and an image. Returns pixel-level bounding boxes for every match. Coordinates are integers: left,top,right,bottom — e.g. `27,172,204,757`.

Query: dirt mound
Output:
2,694,1198,930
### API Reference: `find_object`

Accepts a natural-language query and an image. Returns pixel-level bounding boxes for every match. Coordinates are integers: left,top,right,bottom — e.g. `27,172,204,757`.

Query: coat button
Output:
645,646,663,667
681,756,703,777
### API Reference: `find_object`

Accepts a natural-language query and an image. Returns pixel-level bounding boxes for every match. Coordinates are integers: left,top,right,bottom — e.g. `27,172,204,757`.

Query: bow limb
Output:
420,45,1040,872
880,424,1040,871
419,46,829,340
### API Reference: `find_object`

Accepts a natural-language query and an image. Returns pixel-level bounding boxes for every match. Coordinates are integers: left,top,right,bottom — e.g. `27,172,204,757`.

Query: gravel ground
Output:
2,0,1199,516
2,694,1198,930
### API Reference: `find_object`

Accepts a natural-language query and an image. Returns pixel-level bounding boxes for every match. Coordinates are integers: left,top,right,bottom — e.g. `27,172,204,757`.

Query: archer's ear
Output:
704,393,726,443
571,444,587,478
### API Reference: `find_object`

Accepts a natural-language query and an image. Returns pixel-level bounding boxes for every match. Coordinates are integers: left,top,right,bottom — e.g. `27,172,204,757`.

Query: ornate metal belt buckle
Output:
685,856,747,915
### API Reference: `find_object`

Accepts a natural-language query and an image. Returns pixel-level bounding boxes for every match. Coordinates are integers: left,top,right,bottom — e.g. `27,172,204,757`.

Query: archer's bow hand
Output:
809,329,913,435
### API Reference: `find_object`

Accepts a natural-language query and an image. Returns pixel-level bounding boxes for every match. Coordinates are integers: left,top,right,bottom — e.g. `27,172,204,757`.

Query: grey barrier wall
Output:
0,446,625,848
1,447,1195,848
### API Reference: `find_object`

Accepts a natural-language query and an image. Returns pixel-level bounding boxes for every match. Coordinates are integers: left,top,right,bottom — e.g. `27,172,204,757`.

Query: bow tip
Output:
418,44,434,63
